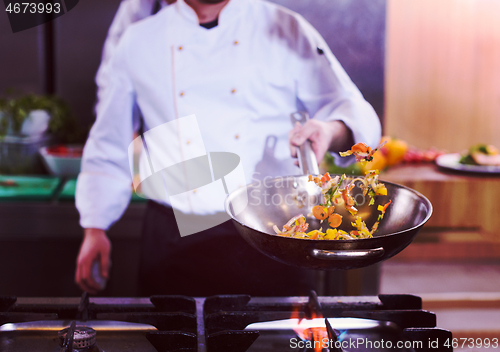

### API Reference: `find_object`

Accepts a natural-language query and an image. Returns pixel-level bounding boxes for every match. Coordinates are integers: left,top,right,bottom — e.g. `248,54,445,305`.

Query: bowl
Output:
39,145,82,177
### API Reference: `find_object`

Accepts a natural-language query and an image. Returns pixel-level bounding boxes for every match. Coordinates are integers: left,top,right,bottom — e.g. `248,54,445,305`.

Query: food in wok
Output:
273,142,391,240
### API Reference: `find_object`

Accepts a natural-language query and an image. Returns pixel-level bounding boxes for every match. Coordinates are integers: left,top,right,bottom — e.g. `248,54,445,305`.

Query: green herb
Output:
458,144,495,166
0,92,82,143
331,174,345,196
324,174,344,207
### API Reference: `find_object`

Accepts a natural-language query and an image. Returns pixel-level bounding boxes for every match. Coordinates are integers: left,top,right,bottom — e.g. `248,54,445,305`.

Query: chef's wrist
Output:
83,228,107,238
327,120,354,153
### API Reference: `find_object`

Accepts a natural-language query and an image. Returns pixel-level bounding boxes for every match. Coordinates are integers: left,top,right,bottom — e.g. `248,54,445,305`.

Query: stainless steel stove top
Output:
0,294,453,351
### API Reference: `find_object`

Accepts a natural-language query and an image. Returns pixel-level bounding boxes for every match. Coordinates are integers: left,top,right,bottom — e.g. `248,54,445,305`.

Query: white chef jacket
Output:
95,0,168,111
76,0,381,230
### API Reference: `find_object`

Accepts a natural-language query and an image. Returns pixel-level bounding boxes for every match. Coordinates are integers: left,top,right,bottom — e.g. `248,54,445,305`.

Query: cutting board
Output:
58,179,146,202
0,175,61,201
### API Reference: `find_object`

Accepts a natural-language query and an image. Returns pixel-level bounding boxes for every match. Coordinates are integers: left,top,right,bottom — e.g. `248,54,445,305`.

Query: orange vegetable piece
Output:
341,189,355,207
382,200,392,212
381,136,408,166
328,213,343,228
321,172,331,183
309,232,319,240
327,206,335,216
351,142,370,153
312,205,328,220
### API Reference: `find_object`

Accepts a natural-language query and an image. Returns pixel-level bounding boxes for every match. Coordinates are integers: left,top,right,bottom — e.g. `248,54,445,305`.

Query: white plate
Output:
436,153,500,174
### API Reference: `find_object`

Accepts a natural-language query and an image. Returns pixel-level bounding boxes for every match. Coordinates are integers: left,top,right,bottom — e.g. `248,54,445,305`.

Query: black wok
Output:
224,112,432,270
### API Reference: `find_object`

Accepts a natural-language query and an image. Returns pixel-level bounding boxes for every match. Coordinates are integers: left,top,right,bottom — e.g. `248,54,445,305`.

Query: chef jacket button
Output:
231,88,236,94
234,40,238,45
193,189,197,193
186,140,190,145
180,91,185,97
178,46,183,51
235,134,239,139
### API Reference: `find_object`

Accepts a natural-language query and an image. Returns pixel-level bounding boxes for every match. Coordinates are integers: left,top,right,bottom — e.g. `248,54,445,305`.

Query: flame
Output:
337,329,347,342
291,305,328,352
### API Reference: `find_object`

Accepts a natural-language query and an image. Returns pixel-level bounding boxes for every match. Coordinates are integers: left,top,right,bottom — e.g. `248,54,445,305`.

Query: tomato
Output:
46,145,83,158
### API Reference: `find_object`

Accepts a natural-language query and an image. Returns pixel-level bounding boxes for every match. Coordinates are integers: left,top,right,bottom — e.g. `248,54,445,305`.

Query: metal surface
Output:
0,320,157,331
225,176,432,270
59,325,96,349
245,317,389,331
311,247,385,260
290,112,320,176
0,294,452,352
0,330,158,352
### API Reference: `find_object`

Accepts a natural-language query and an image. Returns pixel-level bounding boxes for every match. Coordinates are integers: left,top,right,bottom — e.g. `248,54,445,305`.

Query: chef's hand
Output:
75,228,111,294
289,120,354,165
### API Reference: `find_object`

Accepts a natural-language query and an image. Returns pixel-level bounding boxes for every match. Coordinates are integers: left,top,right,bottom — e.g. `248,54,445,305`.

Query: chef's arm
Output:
289,17,381,164
75,32,136,293
75,228,111,294
289,120,354,164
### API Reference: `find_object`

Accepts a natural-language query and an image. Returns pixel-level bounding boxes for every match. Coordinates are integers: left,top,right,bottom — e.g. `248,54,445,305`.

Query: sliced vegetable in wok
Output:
274,200,391,240
273,142,391,240
339,141,387,162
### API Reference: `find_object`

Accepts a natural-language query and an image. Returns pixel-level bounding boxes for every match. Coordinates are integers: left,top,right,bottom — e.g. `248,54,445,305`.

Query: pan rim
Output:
224,173,433,243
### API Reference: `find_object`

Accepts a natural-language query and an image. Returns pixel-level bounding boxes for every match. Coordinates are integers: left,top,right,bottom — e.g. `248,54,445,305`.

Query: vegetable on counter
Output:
380,136,408,166
46,145,83,157
459,144,500,166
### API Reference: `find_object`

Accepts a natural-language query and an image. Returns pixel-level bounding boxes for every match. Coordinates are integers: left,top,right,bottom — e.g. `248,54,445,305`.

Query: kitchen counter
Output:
381,163,500,261
0,201,145,239
382,163,500,233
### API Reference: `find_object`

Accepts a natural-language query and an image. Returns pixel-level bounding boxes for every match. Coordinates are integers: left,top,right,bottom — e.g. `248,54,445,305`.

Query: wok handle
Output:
310,247,385,260
291,112,320,176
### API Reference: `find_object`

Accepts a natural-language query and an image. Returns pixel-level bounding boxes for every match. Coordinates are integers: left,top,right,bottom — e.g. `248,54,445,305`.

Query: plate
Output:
436,153,500,174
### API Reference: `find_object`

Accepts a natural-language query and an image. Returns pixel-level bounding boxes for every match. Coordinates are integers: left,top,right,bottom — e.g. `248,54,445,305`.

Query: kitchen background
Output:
0,0,388,297
1,0,500,347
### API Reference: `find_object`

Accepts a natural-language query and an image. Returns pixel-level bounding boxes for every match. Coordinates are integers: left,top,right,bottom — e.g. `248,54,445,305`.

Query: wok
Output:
225,175,432,270
224,112,432,270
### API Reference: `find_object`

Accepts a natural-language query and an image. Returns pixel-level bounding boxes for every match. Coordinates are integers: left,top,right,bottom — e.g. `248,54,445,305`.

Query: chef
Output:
75,0,382,295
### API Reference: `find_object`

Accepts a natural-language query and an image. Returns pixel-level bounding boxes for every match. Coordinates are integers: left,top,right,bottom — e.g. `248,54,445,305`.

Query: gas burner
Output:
58,325,100,352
